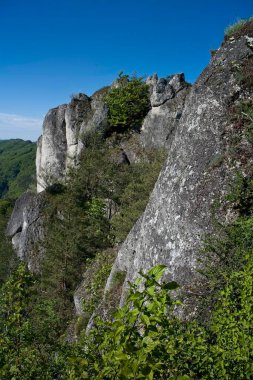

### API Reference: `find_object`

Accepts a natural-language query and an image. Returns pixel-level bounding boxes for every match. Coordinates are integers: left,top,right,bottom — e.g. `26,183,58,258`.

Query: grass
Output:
225,17,253,39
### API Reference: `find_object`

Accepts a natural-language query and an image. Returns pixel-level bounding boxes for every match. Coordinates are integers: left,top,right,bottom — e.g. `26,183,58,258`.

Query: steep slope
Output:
1,20,253,379
104,34,253,315
0,139,36,199
6,25,253,327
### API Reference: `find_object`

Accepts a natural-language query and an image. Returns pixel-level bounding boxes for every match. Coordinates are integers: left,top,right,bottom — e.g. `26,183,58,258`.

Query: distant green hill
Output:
0,139,36,200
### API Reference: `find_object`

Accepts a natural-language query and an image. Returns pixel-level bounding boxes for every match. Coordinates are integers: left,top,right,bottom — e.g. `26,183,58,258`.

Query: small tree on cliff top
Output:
104,73,150,132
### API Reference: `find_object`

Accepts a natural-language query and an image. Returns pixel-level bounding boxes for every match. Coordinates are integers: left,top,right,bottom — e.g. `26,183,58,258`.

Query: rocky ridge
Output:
7,72,190,273
102,35,253,317
6,30,253,323
36,74,189,193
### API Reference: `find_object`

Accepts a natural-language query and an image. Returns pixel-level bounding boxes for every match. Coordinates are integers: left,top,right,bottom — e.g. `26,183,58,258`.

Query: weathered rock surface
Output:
104,36,253,313
36,105,67,192
6,192,45,272
36,74,190,192
36,91,109,192
141,74,190,149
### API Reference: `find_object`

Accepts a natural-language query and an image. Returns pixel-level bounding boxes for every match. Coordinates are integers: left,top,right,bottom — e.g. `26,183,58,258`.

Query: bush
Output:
225,17,253,39
104,73,150,133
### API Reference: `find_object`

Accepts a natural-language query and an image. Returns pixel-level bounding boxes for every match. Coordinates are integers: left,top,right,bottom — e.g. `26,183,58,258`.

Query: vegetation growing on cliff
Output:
38,133,166,330
0,139,36,200
225,17,253,39
0,240,252,379
0,199,16,285
104,73,150,132
1,135,252,377
1,21,253,377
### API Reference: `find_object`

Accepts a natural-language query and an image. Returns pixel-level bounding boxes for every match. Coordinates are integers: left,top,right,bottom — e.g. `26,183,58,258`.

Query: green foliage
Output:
225,19,248,37
104,74,150,132
1,116,252,378
210,252,253,379
111,149,166,242
0,199,17,286
62,169,253,379
64,257,253,380
0,264,45,379
64,265,184,379
227,173,253,215
199,174,253,319
0,258,252,379
79,249,116,325
232,59,253,91
39,135,164,328
0,263,67,379
0,139,36,200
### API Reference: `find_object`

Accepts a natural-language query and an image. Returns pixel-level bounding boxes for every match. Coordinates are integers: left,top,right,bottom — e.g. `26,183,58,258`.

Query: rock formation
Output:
6,192,45,272
104,35,253,314
6,29,253,325
141,73,190,149
36,75,190,192
8,72,189,273
36,91,108,192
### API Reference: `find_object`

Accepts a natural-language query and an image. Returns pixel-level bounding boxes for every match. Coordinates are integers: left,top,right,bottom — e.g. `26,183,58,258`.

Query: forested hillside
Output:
0,139,36,199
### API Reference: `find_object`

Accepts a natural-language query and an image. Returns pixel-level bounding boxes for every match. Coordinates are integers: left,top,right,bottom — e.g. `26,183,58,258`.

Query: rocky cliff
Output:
36,91,108,193
7,72,189,271
36,74,189,192
6,28,253,324
6,192,45,272
103,34,253,315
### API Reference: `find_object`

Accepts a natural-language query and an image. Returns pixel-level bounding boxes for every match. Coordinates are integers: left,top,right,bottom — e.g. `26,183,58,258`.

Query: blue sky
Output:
0,0,252,141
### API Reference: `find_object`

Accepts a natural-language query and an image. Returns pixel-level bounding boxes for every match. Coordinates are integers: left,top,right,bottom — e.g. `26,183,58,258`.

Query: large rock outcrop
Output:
8,73,189,274
36,91,109,192
104,35,253,313
141,73,190,149
36,75,190,192
6,192,45,272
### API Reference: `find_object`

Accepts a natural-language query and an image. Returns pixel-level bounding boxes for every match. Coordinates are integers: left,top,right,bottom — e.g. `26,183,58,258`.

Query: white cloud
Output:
0,112,43,141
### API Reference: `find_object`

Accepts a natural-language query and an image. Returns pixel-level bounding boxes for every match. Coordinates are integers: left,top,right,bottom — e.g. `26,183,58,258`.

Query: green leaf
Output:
148,265,166,280
141,314,150,326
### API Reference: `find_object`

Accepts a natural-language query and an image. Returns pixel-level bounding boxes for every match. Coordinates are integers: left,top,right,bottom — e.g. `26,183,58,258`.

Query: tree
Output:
104,74,150,132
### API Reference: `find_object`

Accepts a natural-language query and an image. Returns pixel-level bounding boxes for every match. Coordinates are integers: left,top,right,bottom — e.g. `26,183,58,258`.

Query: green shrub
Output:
104,73,150,132
210,251,253,379
225,17,253,39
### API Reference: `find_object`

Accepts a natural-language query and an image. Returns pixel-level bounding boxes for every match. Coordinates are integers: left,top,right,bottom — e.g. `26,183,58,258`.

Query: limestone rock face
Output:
36,92,109,193
36,74,189,192
36,105,67,192
104,36,253,312
140,74,190,149
65,94,91,168
6,192,45,272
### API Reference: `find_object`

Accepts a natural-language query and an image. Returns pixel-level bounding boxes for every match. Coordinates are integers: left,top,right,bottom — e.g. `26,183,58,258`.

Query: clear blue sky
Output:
0,0,252,141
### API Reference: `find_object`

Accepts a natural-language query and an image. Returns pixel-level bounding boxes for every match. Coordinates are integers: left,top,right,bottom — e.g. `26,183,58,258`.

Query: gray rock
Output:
140,86,190,149
148,73,188,107
6,192,45,272
104,36,253,314
36,105,67,192
150,78,174,107
36,73,188,193
65,95,92,167
36,91,109,193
